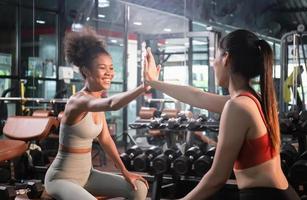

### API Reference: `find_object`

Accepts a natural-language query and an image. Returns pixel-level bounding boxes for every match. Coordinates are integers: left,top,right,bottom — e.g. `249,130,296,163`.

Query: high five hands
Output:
143,47,161,87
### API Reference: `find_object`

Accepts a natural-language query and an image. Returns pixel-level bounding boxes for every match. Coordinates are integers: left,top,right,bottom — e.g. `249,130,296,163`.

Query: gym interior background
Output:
0,0,307,199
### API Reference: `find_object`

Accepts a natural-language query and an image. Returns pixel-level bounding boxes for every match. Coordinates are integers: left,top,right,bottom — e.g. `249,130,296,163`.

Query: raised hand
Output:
143,47,161,83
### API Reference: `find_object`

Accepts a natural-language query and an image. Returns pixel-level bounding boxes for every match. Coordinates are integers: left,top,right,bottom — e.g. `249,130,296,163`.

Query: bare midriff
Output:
59,144,92,154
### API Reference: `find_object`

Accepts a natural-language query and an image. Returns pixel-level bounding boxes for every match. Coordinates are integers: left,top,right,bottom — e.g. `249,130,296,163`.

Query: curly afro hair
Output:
64,27,109,78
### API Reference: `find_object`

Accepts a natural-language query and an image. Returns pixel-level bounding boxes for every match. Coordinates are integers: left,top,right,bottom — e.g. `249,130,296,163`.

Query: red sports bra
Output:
234,92,277,170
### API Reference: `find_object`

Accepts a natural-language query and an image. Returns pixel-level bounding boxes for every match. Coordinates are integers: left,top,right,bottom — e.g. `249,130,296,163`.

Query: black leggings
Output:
239,185,300,200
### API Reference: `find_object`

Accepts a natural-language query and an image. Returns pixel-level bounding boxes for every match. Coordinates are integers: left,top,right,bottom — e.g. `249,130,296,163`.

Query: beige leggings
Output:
45,168,148,200
45,152,147,200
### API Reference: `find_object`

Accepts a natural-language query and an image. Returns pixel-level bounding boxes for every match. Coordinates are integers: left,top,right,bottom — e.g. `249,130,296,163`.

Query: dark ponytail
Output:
258,40,280,152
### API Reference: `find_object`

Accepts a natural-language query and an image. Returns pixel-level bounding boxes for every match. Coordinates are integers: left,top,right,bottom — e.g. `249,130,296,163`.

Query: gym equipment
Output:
173,146,203,175
280,111,300,134
120,153,132,170
129,107,159,129
280,110,307,154
206,146,216,158
280,29,307,113
0,180,43,199
187,114,208,131
152,147,182,175
133,146,163,172
300,110,307,132
0,87,17,135
289,150,307,185
0,97,68,104
1,116,59,181
148,114,170,129
0,140,28,183
120,145,143,170
280,143,298,176
193,154,212,176
0,163,10,183
138,107,160,119
167,112,192,130
32,109,53,117
129,108,180,130
148,108,180,129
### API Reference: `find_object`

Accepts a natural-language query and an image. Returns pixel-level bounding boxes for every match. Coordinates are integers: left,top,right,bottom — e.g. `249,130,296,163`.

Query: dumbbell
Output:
187,114,208,131
205,146,216,158
193,155,211,176
167,112,189,130
120,145,143,170
148,114,169,129
289,150,307,184
287,111,300,123
299,110,307,132
279,111,300,134
173,146,203,175
129,120,150,129
133,146,163,172
0,180,43,200
129,107,161,129
193,146,216,176
152,147,182,175
280,143,298,176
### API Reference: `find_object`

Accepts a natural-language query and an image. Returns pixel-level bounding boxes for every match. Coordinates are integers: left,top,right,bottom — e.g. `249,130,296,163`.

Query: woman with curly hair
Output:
45,28,149,200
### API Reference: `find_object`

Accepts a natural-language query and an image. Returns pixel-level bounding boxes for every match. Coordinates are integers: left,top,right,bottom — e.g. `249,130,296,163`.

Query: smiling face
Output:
83,53,114,91
213,49,230,88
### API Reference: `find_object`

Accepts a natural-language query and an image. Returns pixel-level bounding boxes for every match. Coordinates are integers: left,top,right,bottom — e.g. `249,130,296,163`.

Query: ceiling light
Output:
163,28,172,32
110,39,117,43
98,14,106,18
86,17,90,21
36,20,45,24
133,22,142,26
192,21,207,28
192,40,207,45
98,0,110,8
71,23,84,32
206,26,213,31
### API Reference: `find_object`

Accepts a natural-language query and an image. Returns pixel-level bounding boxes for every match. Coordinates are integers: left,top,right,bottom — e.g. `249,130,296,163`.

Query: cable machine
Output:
280,24,307,113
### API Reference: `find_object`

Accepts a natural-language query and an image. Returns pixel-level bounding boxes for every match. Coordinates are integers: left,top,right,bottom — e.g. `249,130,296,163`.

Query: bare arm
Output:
148,80,229,113
144,48,229,114
71,85,145,112
98,113,148,189
182,99,250,200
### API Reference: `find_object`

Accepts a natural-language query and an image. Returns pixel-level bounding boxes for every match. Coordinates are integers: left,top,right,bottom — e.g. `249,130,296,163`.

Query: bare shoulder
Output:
66,92,91,113
219,98,253,140
223,97,253,120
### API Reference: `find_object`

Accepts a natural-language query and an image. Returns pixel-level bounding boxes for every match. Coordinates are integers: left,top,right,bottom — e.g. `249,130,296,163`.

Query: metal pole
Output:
188,20,193,112
123,4,129,150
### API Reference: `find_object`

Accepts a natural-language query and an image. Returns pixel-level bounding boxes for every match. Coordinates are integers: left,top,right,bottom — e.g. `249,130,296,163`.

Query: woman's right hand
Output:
144,47,161,83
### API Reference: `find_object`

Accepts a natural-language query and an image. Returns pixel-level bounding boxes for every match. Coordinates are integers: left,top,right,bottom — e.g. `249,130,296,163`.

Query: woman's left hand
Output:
122,170,149,191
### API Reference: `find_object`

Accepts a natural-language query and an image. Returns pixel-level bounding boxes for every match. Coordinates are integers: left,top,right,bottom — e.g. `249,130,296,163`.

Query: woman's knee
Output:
130,180,148,200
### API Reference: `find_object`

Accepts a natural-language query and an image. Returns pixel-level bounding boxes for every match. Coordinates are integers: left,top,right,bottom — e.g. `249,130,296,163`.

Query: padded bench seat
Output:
0,139,27,162
3,116,59,141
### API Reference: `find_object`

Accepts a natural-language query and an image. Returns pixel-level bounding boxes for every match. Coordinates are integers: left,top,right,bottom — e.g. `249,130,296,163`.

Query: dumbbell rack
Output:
127,108,223,199
128,171,237,200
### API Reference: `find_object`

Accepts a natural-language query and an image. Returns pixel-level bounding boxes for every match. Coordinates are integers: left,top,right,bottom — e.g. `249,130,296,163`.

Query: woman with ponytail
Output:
143,29,299,200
